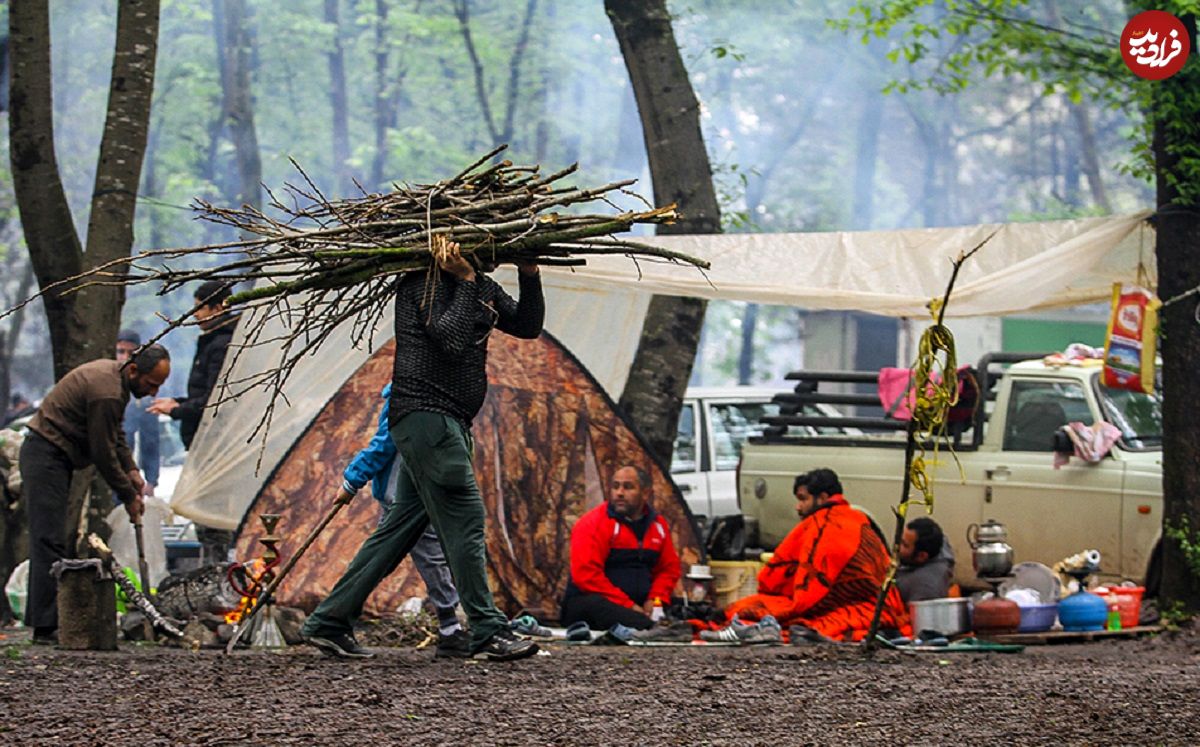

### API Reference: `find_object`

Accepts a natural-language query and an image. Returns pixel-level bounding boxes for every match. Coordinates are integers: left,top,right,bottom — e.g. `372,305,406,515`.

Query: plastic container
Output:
1058,591,1108,632
1016,602,1059,633
710,560,761,609
1097,585,1144,629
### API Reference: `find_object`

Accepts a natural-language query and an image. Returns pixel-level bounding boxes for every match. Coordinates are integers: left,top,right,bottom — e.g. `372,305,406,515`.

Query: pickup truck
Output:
671,387,852,529
736,353,1163,589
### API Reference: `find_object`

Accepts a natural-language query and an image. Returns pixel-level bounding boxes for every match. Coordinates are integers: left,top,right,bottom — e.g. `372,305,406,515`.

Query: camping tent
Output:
232,333,703,618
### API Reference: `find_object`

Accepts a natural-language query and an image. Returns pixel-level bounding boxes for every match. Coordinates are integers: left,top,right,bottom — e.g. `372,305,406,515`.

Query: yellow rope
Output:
898,316,960,519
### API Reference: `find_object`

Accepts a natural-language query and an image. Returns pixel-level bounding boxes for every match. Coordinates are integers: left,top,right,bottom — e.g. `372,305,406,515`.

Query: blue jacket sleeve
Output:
342,399,397,494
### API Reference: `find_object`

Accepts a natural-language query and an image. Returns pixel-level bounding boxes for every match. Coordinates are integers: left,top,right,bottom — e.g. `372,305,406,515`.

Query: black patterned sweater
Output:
389,268,544,429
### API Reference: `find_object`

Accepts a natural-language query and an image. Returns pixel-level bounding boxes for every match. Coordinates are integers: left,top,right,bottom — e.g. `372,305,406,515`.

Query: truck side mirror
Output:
1052,429,1075,455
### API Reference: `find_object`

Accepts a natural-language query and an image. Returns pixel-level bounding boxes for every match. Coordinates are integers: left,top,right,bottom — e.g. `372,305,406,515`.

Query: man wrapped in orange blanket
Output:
725,468,911,642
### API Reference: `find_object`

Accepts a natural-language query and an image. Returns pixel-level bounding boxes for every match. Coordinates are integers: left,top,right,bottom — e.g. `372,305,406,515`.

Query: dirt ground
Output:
1,623,1198,746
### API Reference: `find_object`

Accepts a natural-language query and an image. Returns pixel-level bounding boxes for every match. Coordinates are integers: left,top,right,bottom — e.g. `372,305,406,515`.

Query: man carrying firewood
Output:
302,236,543,661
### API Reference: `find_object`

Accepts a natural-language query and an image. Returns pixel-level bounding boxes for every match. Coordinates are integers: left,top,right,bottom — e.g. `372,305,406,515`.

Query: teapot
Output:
967,518,1014,577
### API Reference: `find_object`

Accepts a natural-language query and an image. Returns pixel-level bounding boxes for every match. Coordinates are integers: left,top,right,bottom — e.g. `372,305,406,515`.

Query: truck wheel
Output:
1143,541,1162,597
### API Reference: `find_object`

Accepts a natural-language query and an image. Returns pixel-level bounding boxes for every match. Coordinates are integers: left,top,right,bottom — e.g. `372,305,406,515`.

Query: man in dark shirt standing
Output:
20,345,171,643
150,280,237,562
302,237,543,662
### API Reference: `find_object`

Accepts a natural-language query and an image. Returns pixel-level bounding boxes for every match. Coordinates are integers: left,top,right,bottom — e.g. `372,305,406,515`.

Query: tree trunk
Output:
325,0,352,197
214,0,262,211
9,0,160,379
0,261,36,409
605,0,720,465
737,303,759,385
370,0,393,190
1068,100,1112,213
455,0,538,149
852,90,883,230
1153,13,1200,611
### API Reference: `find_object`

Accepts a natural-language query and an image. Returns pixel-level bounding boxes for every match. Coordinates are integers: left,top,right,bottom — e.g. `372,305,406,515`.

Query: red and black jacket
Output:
564,502,681,608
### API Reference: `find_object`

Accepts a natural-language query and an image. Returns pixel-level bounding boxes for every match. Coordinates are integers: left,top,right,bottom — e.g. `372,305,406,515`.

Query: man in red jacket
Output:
561,464,681,630
721,468,911,642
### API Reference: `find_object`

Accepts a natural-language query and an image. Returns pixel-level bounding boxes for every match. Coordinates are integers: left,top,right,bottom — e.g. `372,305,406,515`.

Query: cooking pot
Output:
908,598,970,637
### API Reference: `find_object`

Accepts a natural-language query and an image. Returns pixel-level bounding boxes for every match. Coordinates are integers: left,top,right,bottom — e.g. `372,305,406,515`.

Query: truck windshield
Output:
1098,387,1163,449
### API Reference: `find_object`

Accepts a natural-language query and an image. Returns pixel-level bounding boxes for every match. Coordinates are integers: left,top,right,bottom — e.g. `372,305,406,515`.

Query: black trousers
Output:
561,593,654,630
20,432,74,631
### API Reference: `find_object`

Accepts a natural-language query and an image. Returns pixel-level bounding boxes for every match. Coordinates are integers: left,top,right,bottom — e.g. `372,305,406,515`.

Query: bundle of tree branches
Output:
3,145,708,446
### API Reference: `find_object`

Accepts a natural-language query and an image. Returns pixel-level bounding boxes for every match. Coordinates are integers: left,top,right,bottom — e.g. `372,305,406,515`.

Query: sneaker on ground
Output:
788,624,833,645
631,621,694,643
510,615,554,638
740,615,782,645
565,621,592,642
472,629,539,661
304,632,376,659
700,616,781,644
699,617,752,643
435,628,471,659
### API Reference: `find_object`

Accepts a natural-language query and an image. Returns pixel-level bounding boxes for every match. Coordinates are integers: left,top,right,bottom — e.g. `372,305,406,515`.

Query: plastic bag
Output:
105,495,171,588
5,558,29,622
1103,283,1160,394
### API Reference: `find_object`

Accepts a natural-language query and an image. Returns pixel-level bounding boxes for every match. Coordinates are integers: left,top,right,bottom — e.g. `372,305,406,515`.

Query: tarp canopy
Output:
171,211,1154,529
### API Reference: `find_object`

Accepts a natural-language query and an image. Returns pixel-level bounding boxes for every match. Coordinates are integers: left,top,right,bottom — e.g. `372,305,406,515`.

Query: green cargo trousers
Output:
301,411,508,650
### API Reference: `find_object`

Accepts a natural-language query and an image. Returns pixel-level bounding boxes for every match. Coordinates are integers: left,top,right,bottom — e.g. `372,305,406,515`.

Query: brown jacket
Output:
28,359,138,502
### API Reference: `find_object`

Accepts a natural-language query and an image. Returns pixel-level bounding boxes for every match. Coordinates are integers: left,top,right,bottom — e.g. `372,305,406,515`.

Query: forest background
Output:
0,0,1152,405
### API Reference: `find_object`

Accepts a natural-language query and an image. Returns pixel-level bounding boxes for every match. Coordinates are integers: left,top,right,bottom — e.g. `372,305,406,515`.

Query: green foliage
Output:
839,0,1200,206
4,646,20,660
1159,599,1193,628
1164,515,1200,581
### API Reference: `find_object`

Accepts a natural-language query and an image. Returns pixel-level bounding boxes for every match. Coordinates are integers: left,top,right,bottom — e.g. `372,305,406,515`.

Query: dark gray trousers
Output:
20,432,73,631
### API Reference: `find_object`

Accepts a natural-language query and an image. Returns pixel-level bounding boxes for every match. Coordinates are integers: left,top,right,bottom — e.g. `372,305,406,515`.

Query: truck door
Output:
987,378,1124,578
671,400,709,521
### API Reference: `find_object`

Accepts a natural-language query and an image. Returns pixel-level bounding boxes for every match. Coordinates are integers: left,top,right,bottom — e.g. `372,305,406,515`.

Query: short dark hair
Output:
633,466,651,489
794,468,843,498
195,280,233,308
131,343,170,373
906,517,944,559
117,328,141,345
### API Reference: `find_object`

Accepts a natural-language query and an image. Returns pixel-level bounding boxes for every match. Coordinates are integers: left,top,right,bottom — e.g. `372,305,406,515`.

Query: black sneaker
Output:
472,628,539,661
435,628,471,659
304,632,376,659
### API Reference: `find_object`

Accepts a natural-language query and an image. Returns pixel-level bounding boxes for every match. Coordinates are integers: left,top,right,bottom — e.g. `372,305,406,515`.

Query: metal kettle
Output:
967,519,1014,577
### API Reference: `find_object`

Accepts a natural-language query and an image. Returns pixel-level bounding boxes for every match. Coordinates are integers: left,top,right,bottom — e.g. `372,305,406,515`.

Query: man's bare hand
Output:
516,259,539,276
125,495,145,523
129,469,146,497
147,397,179,415
433,235,475,282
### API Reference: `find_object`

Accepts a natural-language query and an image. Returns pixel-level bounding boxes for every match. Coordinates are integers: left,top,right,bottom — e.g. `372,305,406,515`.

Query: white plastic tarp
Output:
170,211,1154,529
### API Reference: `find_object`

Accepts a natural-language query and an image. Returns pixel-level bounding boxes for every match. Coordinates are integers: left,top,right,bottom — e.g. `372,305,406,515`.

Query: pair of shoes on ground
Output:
631,620,694,643
306,627,538,662
510,614,554,639
699,615,783,644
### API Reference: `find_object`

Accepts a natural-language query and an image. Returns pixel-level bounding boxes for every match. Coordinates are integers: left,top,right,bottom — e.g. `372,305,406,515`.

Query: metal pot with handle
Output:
967,518,1014,577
